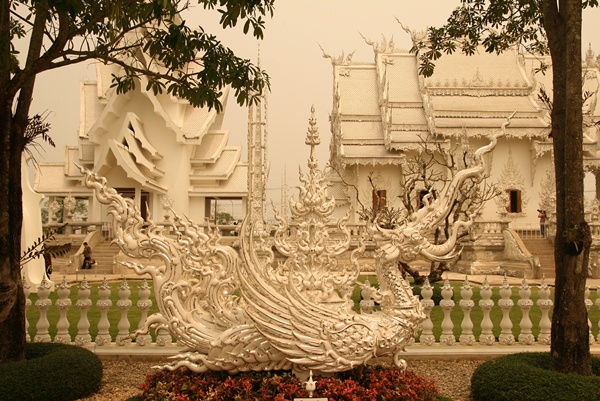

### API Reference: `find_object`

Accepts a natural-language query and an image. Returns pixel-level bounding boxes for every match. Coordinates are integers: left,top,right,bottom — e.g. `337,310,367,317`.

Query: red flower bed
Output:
138,365,443,401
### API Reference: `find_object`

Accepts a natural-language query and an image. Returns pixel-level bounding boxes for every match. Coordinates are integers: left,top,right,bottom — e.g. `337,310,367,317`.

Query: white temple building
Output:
34,61,249,230
326,32,600,231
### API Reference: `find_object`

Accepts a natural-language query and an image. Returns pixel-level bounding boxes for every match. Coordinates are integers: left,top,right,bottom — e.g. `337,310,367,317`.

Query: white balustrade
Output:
156,326,173,346
359,277,375,314
419,278,435,346
597,286,600,342
54,277,72,344
459,277,475,345
34,278,52,342
498,276,515,345
136,280,152,346
116,279,132,345
95,278,112,346
23,276,31,342
22,276,600,355
517,279,534,345
478,277,495,345
439,278,455,345
537,277,552,345
75,279,92,345
586,286,595,345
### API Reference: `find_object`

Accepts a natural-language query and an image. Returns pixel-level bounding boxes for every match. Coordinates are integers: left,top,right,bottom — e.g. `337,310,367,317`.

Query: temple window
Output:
507,189,522,213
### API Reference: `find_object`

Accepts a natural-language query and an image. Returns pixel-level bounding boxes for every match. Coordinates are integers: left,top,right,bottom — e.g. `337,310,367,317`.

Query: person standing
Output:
82,242,92,269
538,210,547,237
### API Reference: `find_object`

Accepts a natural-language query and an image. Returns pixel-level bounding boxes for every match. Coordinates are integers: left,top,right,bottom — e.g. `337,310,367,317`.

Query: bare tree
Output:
332,136,498,284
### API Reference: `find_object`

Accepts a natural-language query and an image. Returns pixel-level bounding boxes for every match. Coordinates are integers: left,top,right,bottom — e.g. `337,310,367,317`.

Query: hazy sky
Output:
28,1,600,206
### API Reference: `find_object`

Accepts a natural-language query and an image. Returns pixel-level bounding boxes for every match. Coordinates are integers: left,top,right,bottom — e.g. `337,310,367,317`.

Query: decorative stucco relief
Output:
495,146,528,217
538,163,556,221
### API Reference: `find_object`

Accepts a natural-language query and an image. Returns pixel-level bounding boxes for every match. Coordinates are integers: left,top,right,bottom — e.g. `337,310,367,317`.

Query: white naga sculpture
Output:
78,109,508,374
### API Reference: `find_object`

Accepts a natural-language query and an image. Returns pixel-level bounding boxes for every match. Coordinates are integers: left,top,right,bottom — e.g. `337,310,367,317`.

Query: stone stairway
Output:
86,239,121,275
520,238,555,279
51,237,121,275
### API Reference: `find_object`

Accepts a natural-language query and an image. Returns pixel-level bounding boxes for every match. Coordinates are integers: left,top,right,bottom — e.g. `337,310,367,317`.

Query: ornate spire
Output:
247,49,269,224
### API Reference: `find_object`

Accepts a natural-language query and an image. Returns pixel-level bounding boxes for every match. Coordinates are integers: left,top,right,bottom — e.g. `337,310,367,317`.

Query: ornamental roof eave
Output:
338,157,408,167
434,125,551,139
33,163,97,197
138,76,228,145
85,87,131,142
190,131,229,165
96,140,167,193
188,164,248,196
189,147,241,182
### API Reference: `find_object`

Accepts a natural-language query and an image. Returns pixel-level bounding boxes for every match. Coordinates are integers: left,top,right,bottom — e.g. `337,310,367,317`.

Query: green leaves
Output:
415,0,548,77
5,0,273,111
203,0,274,39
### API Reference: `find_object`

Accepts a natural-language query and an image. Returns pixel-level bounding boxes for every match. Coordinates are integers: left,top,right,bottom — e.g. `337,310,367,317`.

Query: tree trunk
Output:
543,0,592,375
0,98,26,363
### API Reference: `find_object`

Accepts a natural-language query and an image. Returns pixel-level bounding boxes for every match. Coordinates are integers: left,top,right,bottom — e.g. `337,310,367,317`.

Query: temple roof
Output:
34,163,88,195
330,45,553,165
36,60,246,199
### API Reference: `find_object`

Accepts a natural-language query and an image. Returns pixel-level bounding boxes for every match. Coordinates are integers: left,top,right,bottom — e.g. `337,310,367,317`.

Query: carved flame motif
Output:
265,106,358,303
77,166,290,373
372,113,514,264
237,107,424,372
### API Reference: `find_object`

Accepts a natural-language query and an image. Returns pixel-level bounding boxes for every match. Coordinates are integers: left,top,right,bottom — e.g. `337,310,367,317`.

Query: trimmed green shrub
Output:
0,342,103,401
471,352,600,401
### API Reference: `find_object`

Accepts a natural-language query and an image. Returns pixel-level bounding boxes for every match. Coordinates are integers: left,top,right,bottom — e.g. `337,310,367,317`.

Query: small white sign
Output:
294,399,328,401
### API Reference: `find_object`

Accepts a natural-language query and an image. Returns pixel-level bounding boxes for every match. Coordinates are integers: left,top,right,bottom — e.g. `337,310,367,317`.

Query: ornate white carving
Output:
48,200,61,222
76,111,507,375
539,163,556,222
372,116,512,263
495,145,528,216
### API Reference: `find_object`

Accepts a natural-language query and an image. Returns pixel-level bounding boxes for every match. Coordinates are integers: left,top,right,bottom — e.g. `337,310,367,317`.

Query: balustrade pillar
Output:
439,278,455,345
34,277,52,342
537,277,552,345
156,325,173,346
517,278,534,345
96,277,112,346
75,279,92,345
498,276,515,345
23,276,31,342
136,280,153,346
585,286,595,345
459,277,475,345
478,277,495,345
116,278,132,345
419,278,435,346
54,277,72,344
596,286,600,342
359,277,375,314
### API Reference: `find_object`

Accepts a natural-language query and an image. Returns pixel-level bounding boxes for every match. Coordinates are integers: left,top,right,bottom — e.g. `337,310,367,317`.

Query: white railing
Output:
24,275,600,357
